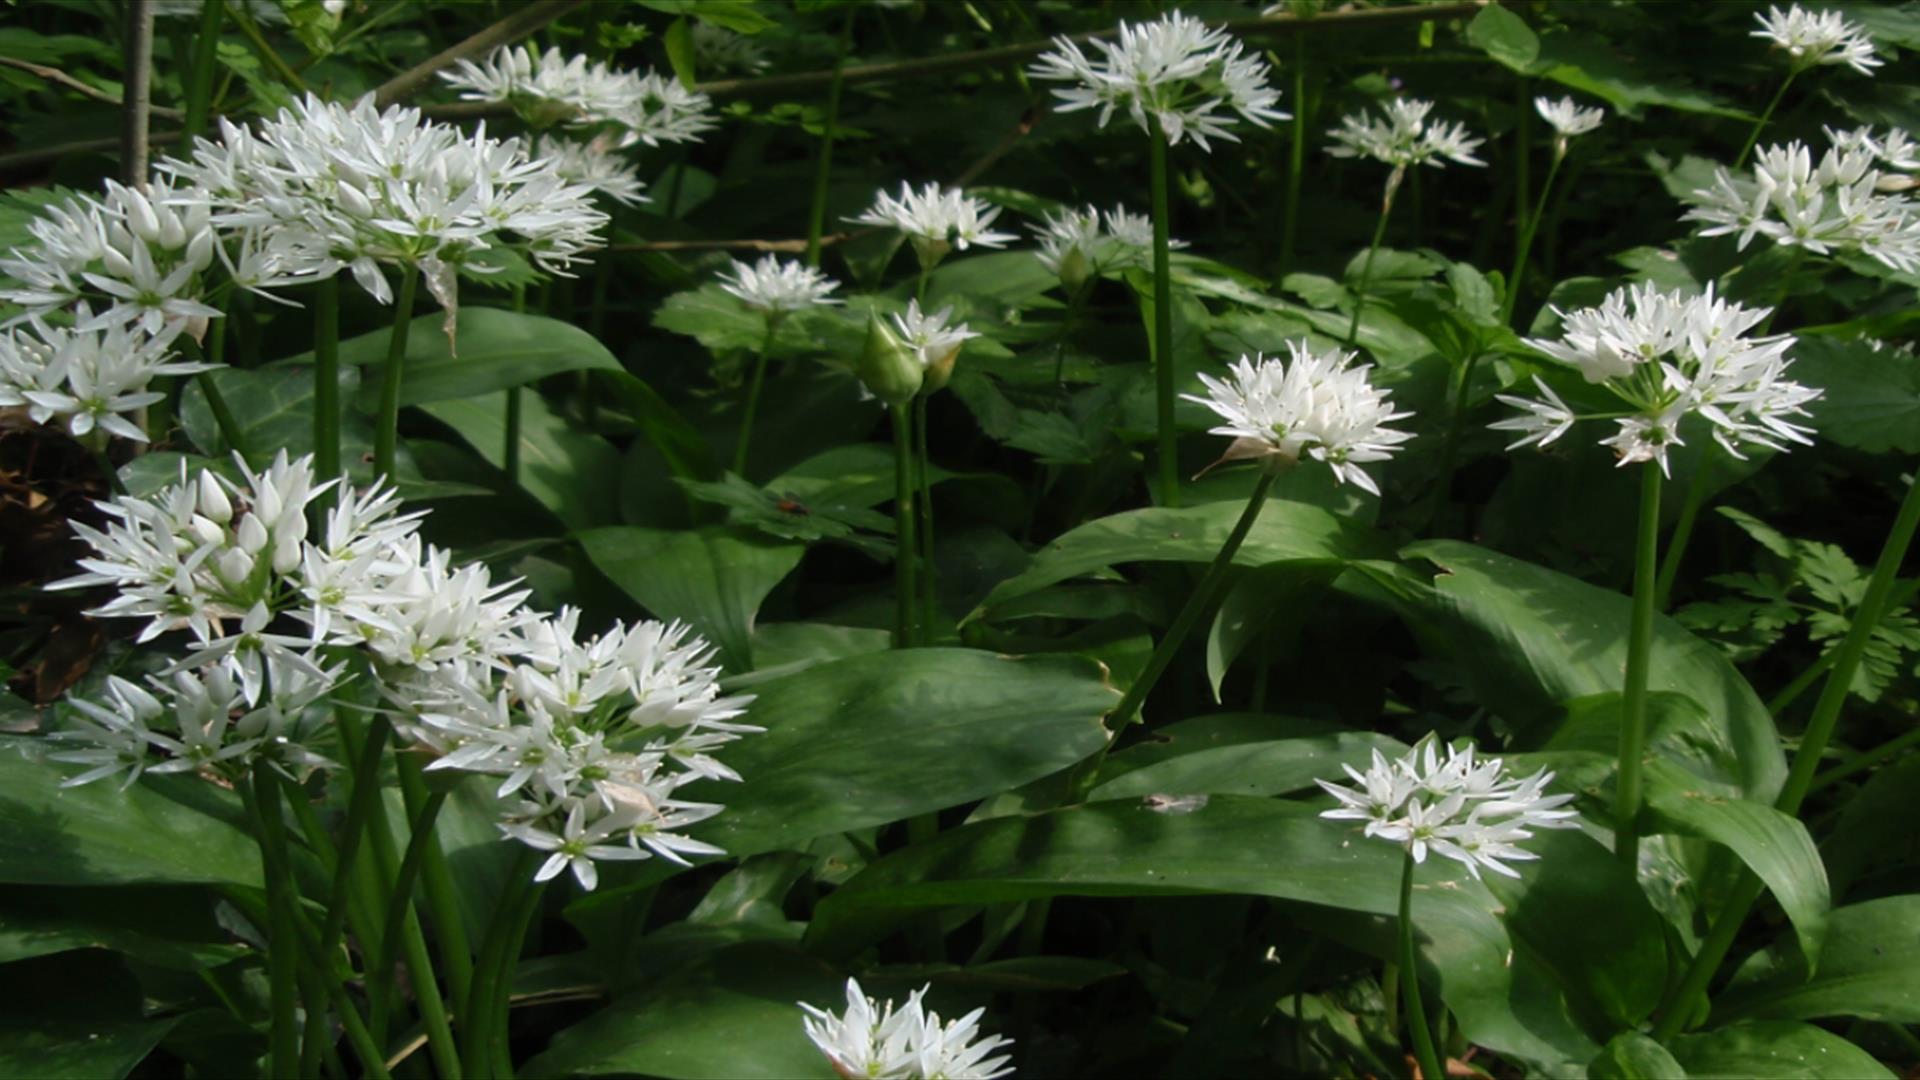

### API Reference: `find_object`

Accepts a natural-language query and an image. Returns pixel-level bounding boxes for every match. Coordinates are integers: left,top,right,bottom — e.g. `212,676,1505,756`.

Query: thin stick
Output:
121,0,155,185
372,0,583,106
0,56,183,118
916,394,937,636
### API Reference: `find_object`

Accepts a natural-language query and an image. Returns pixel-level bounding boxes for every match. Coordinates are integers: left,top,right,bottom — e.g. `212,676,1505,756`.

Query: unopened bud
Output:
215,547,255,588
1055,245,1092,295
920,341,964,395
856,314,923,408
197,472,233,523
236,513,270,555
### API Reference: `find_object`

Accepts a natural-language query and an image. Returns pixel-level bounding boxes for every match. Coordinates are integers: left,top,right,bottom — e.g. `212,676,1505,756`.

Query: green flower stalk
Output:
718,255,841,478
1029,11,1286,508
1325,98,1486,349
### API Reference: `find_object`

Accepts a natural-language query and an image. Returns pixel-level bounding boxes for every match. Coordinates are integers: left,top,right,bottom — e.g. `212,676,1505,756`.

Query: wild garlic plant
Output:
1030,11,1284,507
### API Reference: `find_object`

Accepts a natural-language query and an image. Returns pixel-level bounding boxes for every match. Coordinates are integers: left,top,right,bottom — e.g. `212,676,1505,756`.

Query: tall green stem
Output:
1501,150,1562,328
1615,461,1664,869
506,286,526,484
1736,71,1797,170
313,277,342,518
244,769,300,1080
198,316,245,455
315,717,391,973
181,0,224,138
372,264,420,480
916,394,936,638
805,6,856,267
1344,166,1404,350
732,316,782,477
1277,35,1307,277
1399,851,1445,1080
1653,472,1920,1042
463,847,542,1078
374,788,460,1079
1654,448,1716,611
892,403,918,647
1148,118,1180,507
394,750,474,1017
1075,472,1277,798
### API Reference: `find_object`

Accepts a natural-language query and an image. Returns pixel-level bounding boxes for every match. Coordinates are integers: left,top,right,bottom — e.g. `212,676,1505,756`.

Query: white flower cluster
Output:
891,299,979,372
441,45,717,148
1031,203,1183,286
1327,98,1485,171
1317,738,1578,879
1534,95,1605,143
1752,4,1881,76
0,175,229,443
718,255,841,315
801,978,1014,1080
161,93,609,326
1029,12,1286,151
0,176,223,335
1182,341,1413,495
851,182,1017,269
411,610,756,891
0,319,210,442
1494,283,1820,474
534,134,649,207
1684,129,1920,273
47,453,753,889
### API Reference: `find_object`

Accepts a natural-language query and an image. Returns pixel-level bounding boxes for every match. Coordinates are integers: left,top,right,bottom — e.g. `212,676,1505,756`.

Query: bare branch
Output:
0,56,184,118
121,0,156,184
373,0,584,107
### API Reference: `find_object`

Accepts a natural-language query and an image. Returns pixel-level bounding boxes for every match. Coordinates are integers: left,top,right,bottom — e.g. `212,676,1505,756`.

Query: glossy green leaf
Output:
1642,759,1829,965
1717,895,1920,1024
424,391,622,529
1385,542,1786,800
1205,561,1343,700
0,885,242,969
286,306,622,407
577,525,805,670
1667,1021,1890,1079
970,500,1373,622
807,796,1663,1074
689,649,1115,858
0,737,259,886
1788,336,1920,455
1589,1032,1687,1079
1535,33,1746,120
0,1019,176,1080
1087,715,1406,802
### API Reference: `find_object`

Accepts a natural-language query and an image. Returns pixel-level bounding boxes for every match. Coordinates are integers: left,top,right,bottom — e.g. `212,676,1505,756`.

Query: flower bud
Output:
855,314,923,408
272,532,303,576
216,546,255,588
337,182,374,219
197,472,233,523
190,514,225,548
1054,244,1092,295
920,341,965,395
236,513,270,555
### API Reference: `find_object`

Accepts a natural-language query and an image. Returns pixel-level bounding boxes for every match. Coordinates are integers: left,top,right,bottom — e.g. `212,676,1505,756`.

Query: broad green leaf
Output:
1535,33,1746,120
1667,1021,1890,1079
1205,561,1344,700
577,525,804,670
662,17,697,86
525,942,843,1078
1787,335,1920,454
735,622,891,687
1717,895,1920,1024
1821,753,1920,899
284,307,621,407
970,499,1374,622
0,1019,176,1080
424,390,622,529
1641,759,1829,966
0,885,242,969
929,251,1062,309
598,370,717,483
1589,1032,1687,1079
655,284,860,356
689,649,1115,858
807,797,1663,1074
1385,542,1786,800
0,737,260,887
1087,715,1406,802
640,0,777,34
1465,5,1539,70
